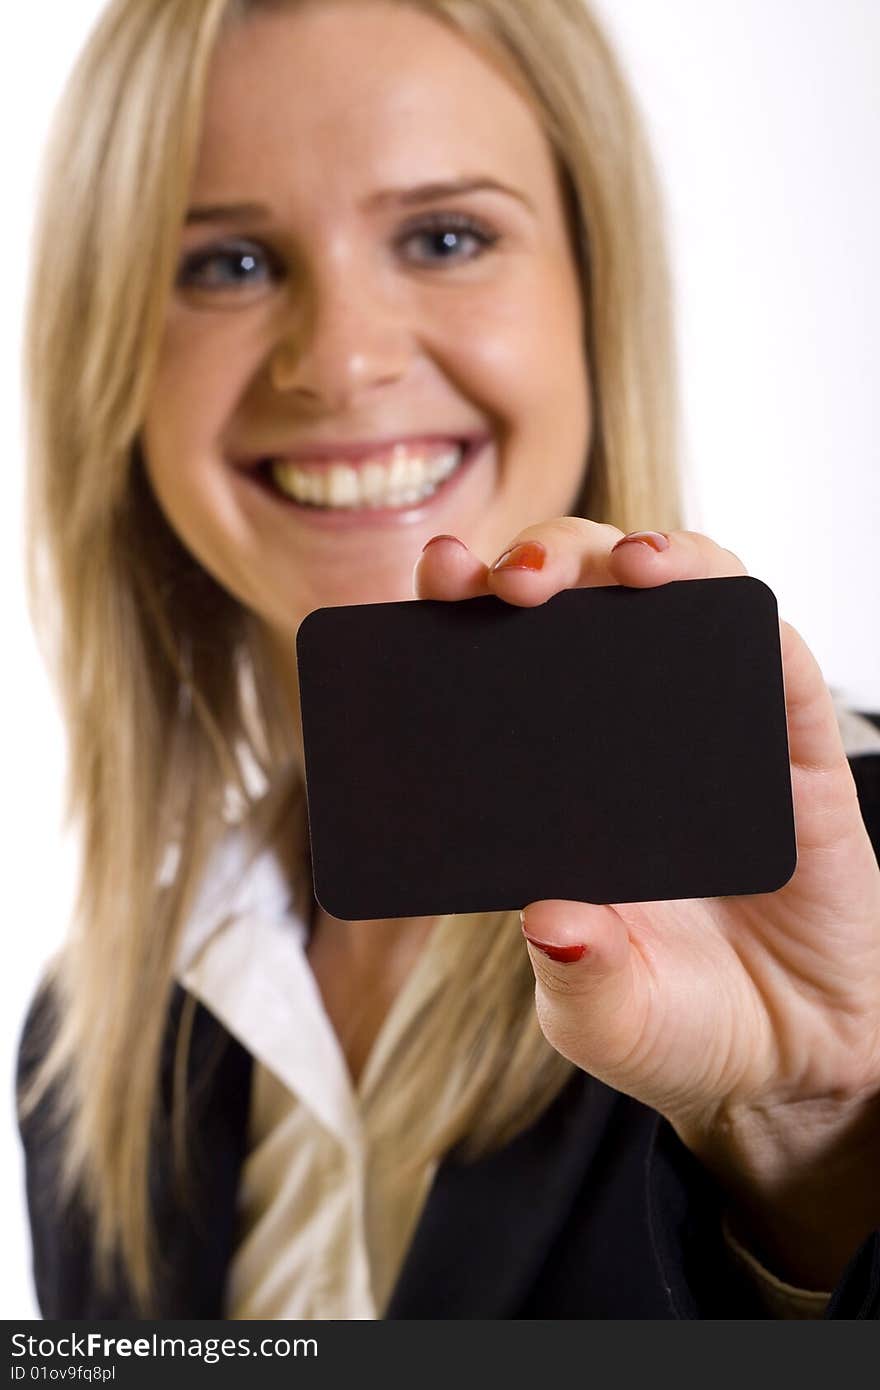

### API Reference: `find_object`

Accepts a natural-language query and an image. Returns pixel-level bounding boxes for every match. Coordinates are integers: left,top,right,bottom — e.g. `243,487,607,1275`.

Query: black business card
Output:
296,577,796,918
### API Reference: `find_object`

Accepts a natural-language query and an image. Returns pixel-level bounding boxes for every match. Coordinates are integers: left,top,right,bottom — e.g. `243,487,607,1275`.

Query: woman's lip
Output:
235,431,489,468
234,434,490,529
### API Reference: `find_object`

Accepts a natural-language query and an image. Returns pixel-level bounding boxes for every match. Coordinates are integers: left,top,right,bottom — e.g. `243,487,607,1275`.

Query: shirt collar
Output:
174,821,302,979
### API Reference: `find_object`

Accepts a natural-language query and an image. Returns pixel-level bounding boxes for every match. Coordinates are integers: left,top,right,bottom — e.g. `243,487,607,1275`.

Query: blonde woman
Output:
16,0,880,1320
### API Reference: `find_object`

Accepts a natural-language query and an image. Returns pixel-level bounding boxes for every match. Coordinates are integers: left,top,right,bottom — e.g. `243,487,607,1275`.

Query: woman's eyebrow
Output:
185,202,269,224
365,177,535,213
185,178,534,225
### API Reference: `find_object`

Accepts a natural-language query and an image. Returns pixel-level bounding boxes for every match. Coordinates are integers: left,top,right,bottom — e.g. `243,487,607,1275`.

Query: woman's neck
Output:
305,907,438,1084
308,904,436,963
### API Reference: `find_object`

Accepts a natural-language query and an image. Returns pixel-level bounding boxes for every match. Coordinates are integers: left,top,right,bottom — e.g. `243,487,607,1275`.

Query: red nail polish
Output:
522,933,587,964
611,530,670,553
490,541,547,573
421,534,468,554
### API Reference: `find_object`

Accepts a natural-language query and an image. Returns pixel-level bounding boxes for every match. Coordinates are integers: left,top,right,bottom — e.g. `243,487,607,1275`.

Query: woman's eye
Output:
175,217,498,294
396,215,499,266
176,241,279,291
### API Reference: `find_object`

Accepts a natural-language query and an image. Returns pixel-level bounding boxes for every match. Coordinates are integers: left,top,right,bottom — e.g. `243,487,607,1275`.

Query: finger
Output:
608,529,748,586
485,517,625,607
779,620,847,774
486,519,747,607
520,899,652,1089
413,534,490,600
777,619,866,852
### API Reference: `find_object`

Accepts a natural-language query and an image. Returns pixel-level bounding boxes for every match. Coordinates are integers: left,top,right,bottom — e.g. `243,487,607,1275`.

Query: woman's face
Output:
143,0,591,676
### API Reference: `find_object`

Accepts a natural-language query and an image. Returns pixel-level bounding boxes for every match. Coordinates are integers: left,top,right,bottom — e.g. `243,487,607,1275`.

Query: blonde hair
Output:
20,0,682,1314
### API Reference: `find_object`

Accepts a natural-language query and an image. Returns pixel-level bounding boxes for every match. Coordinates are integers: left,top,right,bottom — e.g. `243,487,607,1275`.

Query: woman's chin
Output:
258,568,419,642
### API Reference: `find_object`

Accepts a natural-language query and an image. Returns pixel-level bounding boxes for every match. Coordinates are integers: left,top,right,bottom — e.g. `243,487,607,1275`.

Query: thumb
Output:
521,900,648,1087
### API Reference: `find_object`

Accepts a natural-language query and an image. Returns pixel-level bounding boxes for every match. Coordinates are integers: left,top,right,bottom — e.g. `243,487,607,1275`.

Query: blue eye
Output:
177,241,278,290
397,214,499,266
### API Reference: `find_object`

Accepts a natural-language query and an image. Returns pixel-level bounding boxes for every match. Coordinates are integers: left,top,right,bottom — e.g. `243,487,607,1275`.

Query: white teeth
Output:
325,464,359,506
432,449,460,480
270,444,465,509
360,462,387,504
388,454,408,490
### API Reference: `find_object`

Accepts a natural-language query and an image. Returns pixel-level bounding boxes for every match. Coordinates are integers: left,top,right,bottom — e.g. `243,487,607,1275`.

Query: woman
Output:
17,0,880,1319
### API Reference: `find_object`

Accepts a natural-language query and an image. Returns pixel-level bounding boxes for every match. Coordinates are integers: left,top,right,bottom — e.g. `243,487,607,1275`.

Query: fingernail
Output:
522,933,588,964
421,534,468,554
611,530,670,553
521,913,587,963
490,540,547,573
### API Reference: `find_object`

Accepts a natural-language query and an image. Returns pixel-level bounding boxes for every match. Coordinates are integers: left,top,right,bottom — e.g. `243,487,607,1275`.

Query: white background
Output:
3,0,878,1318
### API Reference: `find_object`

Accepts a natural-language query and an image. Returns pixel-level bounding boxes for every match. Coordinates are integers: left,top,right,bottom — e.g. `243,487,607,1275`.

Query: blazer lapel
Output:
385,1070,612,1318
153,986,254,1318
166,999,609,1320
170,1006,610,1320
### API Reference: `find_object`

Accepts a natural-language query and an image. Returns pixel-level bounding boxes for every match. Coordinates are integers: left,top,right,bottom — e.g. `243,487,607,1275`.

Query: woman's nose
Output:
267,273,412,409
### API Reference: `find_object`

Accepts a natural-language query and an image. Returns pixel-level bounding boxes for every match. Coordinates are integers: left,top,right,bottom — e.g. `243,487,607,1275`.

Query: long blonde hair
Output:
19,0,682,1314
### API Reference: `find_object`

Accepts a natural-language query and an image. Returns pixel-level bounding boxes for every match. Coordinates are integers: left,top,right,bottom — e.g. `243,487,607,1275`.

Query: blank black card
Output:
296,576,797,919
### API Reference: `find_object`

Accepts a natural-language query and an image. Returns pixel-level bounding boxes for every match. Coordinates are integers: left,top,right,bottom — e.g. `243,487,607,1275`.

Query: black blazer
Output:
16,751,880,1320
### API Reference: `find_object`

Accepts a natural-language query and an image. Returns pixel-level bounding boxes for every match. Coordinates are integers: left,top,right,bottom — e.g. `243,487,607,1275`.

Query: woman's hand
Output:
414,520,880,1288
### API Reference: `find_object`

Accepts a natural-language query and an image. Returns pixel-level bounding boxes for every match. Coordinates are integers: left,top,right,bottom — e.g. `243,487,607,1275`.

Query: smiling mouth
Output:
247,437,484,512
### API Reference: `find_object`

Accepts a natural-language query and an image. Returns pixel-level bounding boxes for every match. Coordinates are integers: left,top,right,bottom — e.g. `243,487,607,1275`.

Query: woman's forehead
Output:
193,1,554,205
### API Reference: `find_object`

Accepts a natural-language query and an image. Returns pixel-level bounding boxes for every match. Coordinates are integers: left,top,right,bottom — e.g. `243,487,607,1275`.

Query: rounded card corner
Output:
312,875,348,922
295,607,320,653
740,574,779,614
769,843,798,894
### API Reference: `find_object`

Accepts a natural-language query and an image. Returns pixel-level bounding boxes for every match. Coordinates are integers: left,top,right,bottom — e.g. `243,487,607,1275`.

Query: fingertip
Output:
489,540,547,576
421,533,470,556
413,534,462,594
414,534,490,601
608,531,673,586
521,900,631,972
610,532,671,559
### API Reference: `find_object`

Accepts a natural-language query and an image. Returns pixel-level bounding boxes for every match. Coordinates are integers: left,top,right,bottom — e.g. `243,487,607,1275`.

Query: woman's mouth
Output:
238,434,489,522
270,441,462,509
